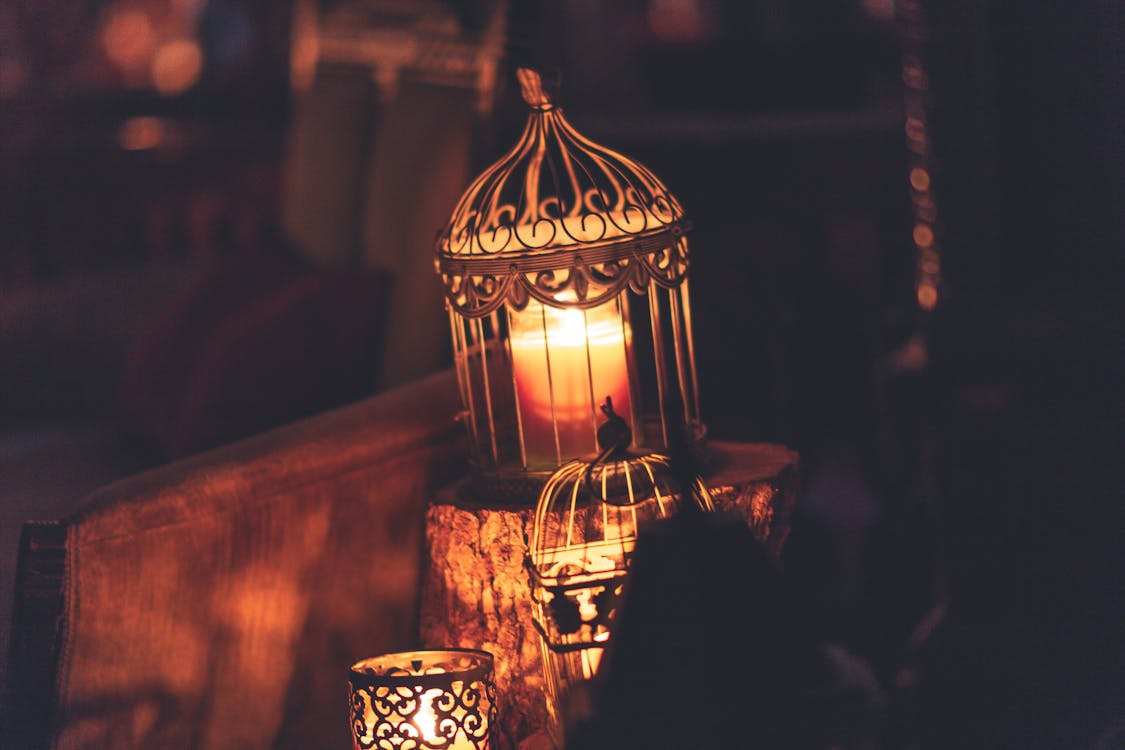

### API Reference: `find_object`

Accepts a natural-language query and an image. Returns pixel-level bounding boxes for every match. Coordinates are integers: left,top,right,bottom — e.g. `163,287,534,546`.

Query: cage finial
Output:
517,67,553,109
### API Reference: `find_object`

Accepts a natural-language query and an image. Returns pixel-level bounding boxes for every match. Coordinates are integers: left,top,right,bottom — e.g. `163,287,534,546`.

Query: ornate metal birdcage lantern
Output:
436,68,704,498
526,402,713,745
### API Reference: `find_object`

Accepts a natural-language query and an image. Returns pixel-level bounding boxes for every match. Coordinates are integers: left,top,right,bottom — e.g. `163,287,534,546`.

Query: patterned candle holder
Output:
349,649,497,750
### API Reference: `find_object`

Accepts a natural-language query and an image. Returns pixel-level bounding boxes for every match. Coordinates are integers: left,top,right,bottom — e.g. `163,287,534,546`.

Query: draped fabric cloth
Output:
14,371,465,750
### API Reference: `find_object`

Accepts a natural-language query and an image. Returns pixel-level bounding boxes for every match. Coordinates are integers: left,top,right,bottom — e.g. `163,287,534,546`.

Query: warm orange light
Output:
290,0,319,93
101,10,157,76
917,282,938,311
909,168,931,192
349,651,495,750
905,117,926,144
913,223,935,248
413,688,444,741
151,39,203,95
117,116,166,151
509,300,632,467
439,68,703,490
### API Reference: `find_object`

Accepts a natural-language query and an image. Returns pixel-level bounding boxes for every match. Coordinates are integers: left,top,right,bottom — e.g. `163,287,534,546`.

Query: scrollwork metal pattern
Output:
441,233,691,316
436,68,691,318
349,650,497,750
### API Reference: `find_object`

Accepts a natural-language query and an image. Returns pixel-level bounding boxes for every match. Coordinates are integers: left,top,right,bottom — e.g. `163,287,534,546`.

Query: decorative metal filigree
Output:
349,650,497,750
440,68,705,494
526,449,712,744
436,68,691,318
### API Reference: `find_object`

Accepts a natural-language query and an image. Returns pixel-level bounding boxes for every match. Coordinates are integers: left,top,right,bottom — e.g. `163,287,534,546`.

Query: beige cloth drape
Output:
49,371,464,750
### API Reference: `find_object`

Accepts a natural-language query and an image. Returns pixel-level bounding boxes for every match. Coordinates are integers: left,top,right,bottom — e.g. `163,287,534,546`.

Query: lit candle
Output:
412,688,445,743
509,299,633,467
349,650,495,750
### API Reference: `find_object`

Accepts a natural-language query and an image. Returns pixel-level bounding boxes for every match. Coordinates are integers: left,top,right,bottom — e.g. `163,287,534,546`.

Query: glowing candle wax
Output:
509,299,633,467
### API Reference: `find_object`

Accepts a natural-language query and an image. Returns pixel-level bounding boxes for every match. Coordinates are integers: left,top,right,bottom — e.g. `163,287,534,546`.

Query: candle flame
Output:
413,689,444,741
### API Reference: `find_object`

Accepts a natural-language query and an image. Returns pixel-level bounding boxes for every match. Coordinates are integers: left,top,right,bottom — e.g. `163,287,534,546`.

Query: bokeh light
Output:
290,0,319,93
118,116,167,151
912,223,934,248
909,167,931,192
101,9,157,77
916,282,938,311
151,38,204,95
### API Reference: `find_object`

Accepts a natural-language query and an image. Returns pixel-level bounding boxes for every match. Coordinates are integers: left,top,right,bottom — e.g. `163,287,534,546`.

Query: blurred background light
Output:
151,38,204,95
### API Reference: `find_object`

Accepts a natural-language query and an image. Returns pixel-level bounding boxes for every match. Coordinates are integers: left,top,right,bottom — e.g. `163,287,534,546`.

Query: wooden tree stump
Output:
419,442,798,748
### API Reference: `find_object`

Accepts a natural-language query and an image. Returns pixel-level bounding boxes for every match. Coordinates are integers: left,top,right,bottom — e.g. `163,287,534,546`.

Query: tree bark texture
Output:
419,441,798,748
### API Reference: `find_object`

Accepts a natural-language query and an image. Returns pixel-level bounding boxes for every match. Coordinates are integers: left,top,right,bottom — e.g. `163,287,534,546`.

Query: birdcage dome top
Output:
526,450,713,662
436,68,692,318
528,451,713,567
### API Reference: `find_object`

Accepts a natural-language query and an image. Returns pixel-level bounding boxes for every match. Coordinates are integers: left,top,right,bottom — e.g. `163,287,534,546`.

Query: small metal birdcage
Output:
526,404,713,746
436,67,705,500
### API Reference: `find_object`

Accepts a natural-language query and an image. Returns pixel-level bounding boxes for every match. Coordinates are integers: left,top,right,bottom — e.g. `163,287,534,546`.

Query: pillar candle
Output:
509,299,633,467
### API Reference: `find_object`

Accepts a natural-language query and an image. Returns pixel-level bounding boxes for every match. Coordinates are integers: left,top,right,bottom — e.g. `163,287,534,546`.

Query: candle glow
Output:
349,650,495,750
437,67,704,495
509,298,633,467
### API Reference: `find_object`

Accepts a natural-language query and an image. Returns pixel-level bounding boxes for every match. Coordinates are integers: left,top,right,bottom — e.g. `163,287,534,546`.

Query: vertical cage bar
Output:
612,503,628,568
581,309,599,452
679,278,702,424
667,287,691,426
449,308,479,452
601,468,610,538
624,462,639,540
565,478,580,547
580,649,595,680
540,641,561,735
642,460,667,517
471,316,500,466
458,315,483,460
448,305,467,403
617,293,641,443
541,304,563,464
504,305,528,470
647,283,669,448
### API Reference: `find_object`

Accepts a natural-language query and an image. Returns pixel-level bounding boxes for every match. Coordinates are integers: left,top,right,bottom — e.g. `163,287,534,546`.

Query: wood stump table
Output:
419,442,798,748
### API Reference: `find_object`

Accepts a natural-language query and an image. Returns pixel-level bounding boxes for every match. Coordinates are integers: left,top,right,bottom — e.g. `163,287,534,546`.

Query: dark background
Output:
1,1,1120,747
